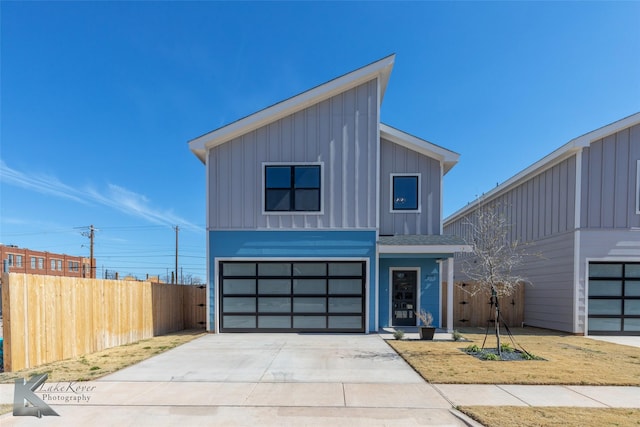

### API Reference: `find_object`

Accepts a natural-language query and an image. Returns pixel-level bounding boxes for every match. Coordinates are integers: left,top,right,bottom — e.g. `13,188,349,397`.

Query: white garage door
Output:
219,261,365,332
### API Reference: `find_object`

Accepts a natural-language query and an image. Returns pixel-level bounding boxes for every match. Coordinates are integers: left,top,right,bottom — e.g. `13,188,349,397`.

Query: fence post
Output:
1,272,11,371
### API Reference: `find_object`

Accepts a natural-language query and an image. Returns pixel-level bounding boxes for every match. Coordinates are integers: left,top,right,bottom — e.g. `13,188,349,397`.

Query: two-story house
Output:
444,113,640,336
189,55,469,333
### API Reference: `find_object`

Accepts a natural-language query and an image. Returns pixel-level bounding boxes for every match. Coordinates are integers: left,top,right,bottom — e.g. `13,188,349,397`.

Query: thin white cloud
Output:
0,160,88,204
1,160,201,232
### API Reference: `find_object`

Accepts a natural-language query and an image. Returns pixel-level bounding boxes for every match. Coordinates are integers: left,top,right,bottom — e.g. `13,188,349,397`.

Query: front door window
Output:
392,270,417,326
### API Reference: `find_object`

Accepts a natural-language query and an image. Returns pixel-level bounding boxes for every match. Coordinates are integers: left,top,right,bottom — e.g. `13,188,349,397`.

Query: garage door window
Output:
589,262,640,335
219,261,365,332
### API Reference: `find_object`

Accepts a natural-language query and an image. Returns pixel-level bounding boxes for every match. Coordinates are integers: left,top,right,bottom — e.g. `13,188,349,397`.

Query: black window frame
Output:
264,164,321,213
391,174,420,212
588,261,640,335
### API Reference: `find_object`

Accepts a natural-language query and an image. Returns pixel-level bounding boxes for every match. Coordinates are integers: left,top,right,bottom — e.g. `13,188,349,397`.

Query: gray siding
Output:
519,231,576,333
379,138,441,235
444,155,577,245
207,80,378,230
581,123,640,229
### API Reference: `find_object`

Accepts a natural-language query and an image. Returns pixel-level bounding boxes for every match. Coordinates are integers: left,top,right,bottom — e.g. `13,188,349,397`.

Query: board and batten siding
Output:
580,123,640,229
444,155,577,245
207,80,378,230
379,138,441,235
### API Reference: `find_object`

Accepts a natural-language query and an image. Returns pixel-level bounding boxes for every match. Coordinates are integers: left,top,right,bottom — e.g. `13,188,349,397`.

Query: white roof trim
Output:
378,244,472,254
189,55,396,163
380,124,460,175
445,112,640,224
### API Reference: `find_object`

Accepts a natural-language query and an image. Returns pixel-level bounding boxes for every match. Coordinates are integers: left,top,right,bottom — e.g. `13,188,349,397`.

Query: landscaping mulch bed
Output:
462,347,545,361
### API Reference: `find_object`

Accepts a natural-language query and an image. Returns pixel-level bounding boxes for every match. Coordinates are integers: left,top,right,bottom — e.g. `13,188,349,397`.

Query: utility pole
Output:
79,225,96,278
89,225,95,278
174,225,179,284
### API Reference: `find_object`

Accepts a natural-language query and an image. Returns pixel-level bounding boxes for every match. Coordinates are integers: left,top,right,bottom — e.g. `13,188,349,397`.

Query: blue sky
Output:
1,1,639,281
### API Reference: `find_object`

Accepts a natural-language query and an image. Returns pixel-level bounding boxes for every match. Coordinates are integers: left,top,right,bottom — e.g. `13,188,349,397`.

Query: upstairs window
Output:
391,174,421,212
264,164,322,213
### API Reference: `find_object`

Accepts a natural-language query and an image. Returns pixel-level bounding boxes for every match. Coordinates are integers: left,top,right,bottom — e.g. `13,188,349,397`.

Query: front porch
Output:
377,235,471,332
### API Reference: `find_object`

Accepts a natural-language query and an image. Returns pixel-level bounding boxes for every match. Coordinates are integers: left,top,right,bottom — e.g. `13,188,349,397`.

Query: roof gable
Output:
189,55,396,163
380,124,460,174
445,112,640,224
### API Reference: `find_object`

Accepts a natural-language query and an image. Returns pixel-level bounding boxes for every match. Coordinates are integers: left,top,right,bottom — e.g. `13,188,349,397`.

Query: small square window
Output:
391,174,420,211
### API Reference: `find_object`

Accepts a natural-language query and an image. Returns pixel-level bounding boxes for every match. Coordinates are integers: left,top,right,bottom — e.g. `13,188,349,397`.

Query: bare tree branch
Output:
460,201,529,298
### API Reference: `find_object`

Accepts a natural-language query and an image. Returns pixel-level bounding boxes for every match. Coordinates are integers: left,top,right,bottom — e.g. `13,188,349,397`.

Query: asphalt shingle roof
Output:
378,234,466,246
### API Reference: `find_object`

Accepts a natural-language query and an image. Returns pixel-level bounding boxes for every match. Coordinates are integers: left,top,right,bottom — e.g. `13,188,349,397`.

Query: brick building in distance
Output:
0,244,94,278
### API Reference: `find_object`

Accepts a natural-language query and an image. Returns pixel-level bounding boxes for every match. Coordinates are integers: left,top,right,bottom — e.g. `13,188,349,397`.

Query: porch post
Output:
447,257,454,333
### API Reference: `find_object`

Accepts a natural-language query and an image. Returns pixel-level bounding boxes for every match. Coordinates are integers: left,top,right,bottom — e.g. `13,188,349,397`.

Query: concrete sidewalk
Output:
1,333,638,426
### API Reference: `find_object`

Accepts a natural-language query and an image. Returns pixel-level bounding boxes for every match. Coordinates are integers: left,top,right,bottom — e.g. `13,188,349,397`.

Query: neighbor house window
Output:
264,164,322,212
57,260,62,271
7,254,14,266
38,257,44,269
16,255,23,267
391,174,421,212
51,259,56,270
31,257,36,269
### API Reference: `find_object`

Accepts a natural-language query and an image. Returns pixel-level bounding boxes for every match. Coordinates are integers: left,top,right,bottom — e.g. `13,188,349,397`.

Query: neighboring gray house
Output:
189,55,469,333
444,113,640,336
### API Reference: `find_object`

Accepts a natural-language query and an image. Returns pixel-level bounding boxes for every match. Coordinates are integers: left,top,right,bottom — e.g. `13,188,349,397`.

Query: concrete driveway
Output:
1,334,473,426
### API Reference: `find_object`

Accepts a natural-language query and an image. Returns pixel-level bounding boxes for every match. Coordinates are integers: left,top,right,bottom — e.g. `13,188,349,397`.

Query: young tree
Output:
460,202,529,357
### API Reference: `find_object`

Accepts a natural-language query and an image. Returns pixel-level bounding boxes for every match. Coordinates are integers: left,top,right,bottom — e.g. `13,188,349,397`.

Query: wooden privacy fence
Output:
441,282,525,328
1,273,206,372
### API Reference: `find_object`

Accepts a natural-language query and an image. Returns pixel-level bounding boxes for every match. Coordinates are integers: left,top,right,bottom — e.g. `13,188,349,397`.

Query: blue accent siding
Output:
209,230,377,331
378,258,441,328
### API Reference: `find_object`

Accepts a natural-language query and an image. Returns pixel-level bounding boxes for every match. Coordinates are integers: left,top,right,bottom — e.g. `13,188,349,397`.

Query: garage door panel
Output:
223,279,256,294
224,297,256,312
293,279,326,294
588,262,640,335
224,316,256,329
625,319,640,331
258,279,291,294
293,316,326,328
258,316,291,329
220,261,365,332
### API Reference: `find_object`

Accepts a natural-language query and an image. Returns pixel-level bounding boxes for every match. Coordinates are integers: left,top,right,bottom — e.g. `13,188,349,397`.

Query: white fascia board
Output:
378,244,472,254
379,124,460,174
188,55,396,164
444,112,640,225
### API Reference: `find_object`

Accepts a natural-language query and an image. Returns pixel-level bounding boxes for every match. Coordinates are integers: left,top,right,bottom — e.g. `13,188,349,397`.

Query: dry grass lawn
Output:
388,327,640,385
0,329,205,384
459,407,640,427
1,329,205,415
